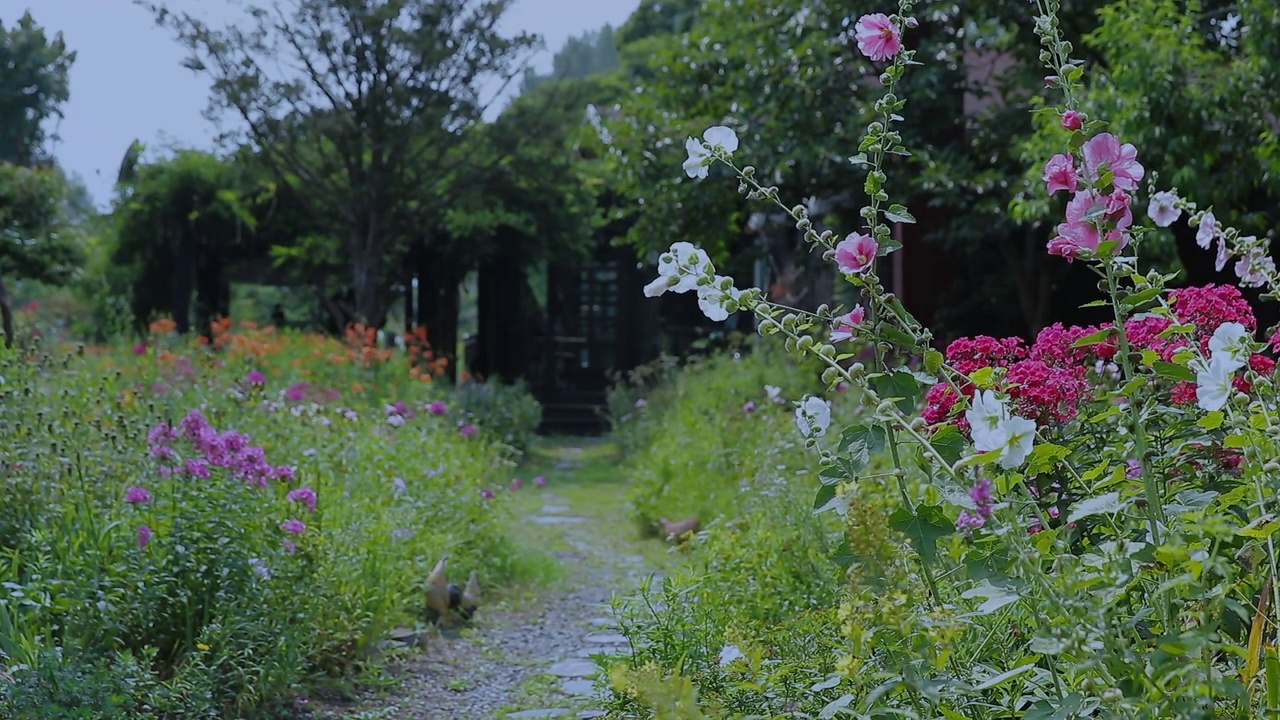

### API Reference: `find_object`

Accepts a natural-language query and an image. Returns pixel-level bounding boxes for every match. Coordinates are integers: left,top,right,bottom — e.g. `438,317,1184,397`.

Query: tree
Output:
0,165,80,345
0,12,75,166
145,0,538,328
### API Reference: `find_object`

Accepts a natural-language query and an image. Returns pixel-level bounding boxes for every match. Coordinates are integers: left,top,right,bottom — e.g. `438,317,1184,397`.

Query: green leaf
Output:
878,324,919,350
1224,433,1250,448
885,204,916,224
924,349,944,375
840,424,887,467
1154,361,1196,383
1198,411,1225,431
1067,492,1125,523
929,425,966,466
1121,287,1161,309
969,366,996,389
888,505,954,566
1237,516,1280,539
960,580,1023,616
814,483,837,511
872,370,922,414
1025,693,1084,720
1071,327,1115,348
829,539,855,570
1027,443,1069,474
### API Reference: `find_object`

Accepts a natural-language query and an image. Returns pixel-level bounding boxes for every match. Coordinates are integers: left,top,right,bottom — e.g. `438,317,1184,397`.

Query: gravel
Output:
306,487,651,720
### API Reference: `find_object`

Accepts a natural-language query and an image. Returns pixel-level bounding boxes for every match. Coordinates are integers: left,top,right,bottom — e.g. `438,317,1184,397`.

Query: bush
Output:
599,343,857,717
0,323,529,717
446,379,543,453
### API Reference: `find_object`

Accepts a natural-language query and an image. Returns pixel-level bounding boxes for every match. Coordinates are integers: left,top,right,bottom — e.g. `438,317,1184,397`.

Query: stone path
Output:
309,447,659,720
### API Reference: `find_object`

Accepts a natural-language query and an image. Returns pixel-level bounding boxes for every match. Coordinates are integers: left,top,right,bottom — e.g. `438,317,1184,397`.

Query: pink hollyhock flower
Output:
854,13,903,62
834,233,878,274
459,424,479,438
287,486,318,513
125,486,152,504
533,475,547,488
1042,154,1077,195
1196,212,1217,249
830,305,866,343
1060,110,1083,131
510,477,524,491
428,400,448,416
1081,133,1144,191
137,525,153,548
280,519,306,535
1047,221,1098,261
246,370,267,386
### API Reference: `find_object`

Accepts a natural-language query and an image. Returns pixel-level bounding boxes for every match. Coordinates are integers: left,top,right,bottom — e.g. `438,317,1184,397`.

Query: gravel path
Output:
310,450,656,720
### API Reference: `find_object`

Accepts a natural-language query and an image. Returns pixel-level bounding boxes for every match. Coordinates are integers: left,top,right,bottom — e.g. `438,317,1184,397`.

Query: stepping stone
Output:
560,678,596,697
531,515,588,525
508,710,571,719
588,617,615,627
547,659,599,678
576,646,625,658
579,712,606,719
584,632,628,645
541,504,571,513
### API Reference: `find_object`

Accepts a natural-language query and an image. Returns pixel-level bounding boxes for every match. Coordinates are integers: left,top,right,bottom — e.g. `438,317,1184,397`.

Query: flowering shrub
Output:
0,328,531,715
624,0,1280,717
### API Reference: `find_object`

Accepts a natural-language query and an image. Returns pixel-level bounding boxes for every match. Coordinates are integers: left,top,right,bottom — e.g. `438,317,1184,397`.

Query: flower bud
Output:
904,16,918,28
742,165,756,178
796,335,815,351
784,337,796,353
792,204,808,218
876,400,896,415
1044,75,1058,88
822,367,841,386
849,362,865,377
818,344,837,358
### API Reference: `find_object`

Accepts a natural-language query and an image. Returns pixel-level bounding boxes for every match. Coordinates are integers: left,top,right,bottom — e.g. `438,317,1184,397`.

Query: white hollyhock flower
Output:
1208,321,1250,372
996,416,1037,469
965,390,1010,453
1235,247,1275,289
1196,212,1216,249
682,126,739,179
765,385,783,403
696,276,742,322
644,242,713,297
1147,191,1181,228
795,396,832,438
1195,356,1235,412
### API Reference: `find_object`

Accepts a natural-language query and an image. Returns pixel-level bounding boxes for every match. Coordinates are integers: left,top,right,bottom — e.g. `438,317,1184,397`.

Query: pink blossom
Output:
460,424,480,438
183,458,211,479
830,305,866,343
743,401,757,413
510,477,524,491
137,525,153,548
133,342,148,355
246,370,267,386
480,488,496,500
834,233,878,274
854,13,903,62
280,519,306,535
124,486,152,504
1060,110,1083,131
287,486,318,513
1042,154,1077,195
533,475,547,488
1081,133,1144,191
428,400,448,416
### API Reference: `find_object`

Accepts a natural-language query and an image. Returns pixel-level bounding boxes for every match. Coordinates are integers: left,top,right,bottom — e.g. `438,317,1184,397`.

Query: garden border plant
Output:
625,0,1280,716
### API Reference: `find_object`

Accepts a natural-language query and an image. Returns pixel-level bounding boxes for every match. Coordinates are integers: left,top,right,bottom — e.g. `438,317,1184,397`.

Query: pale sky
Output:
1,0,639,207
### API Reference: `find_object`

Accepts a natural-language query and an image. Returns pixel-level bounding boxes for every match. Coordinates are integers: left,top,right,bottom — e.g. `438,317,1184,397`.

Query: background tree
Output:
145,0,539,329
0,12,75,166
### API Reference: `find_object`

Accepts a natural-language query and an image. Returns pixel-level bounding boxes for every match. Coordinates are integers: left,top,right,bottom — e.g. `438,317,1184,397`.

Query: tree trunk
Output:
172,229,193,334
417,256,460,384
350,220,390,329
0,269,13,349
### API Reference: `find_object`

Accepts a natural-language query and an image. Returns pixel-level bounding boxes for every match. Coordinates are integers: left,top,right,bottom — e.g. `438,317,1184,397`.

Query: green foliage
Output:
0,163,82,284
449,379,544,453
0,327,532,715
0,12,75,166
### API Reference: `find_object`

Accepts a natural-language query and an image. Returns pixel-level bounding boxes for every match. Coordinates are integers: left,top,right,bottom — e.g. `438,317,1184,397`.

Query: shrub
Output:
446,379,543,453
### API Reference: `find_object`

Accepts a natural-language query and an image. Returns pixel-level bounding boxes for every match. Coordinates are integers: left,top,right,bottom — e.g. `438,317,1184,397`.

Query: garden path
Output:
312,441,667,720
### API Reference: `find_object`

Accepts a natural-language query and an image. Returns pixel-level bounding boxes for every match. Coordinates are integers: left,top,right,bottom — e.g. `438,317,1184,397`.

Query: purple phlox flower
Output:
137,525,153,548
287,486,318,513
246,370,267,386
460,424,479,438
280,518,306,535
125,486,152,504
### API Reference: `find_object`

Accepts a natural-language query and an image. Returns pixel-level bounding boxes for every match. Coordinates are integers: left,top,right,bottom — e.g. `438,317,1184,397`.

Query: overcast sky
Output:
2,0,639,207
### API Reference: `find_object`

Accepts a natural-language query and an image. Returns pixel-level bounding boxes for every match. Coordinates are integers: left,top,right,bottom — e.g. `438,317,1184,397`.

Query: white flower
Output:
1208,321,1250,372
645,241,713,297
765,385,783,402
392,477,408,495
696,276,742,322
1196,212,1216,249
681,126,739,179
996,416,1037,469
683,137,712,179
386,413,405,428
795,396,831,438
965,390,1010,453
1235,247,1275,289
1195,356,1235,412
718,644,745,667
1147,191,1181,228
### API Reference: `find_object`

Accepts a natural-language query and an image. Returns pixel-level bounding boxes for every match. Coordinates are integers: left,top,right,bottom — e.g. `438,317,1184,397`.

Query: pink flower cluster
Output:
283,382,341,404
1043,133,1144,260
956,478,995,531
146,410,296,488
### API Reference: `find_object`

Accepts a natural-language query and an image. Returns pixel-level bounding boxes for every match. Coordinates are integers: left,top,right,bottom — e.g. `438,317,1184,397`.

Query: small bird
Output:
425,554,452,623
657,517,701,544
425,554,484,625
